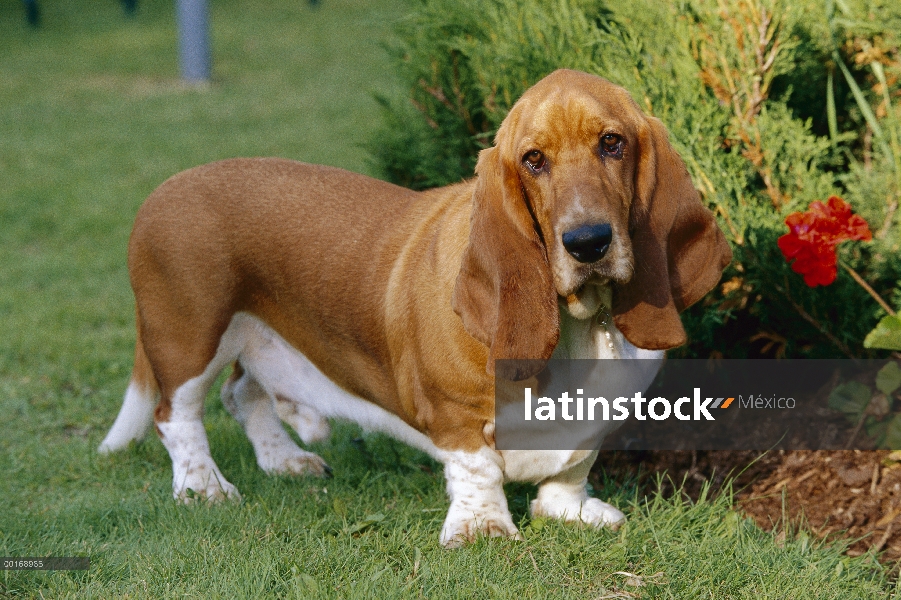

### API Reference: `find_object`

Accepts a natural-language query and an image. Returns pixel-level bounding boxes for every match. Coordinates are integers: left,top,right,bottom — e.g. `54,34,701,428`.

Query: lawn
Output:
0,0,896,597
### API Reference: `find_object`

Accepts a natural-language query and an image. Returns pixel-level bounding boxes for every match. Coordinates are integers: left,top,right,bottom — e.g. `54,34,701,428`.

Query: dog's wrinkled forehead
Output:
497,70,645,152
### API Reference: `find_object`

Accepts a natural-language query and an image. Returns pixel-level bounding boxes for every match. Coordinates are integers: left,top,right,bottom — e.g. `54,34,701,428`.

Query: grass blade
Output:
827,68,838,142
832,50,893,161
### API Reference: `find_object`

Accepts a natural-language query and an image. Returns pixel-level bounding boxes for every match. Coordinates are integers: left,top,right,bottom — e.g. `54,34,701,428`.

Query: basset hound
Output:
99,69,731,547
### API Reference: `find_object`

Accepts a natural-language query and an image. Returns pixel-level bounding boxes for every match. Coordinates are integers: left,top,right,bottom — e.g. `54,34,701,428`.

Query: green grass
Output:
0,0,897,597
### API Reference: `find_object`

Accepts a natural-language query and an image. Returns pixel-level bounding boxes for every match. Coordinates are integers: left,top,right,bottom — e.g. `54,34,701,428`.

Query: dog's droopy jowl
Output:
99,69,731,548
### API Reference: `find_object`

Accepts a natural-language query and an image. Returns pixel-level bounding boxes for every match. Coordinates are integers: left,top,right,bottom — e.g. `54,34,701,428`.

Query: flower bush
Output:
777,196,872,287
776,197,900,349
370,0,901,358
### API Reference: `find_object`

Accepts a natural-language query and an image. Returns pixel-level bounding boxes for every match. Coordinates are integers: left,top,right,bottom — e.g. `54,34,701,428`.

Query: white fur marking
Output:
274,398,331,445
531,481,625,528
528,449,625,529
509,301,659,530
556,296,665,362
153,316,251,502
158,420,240,502
97,382,157,453
500,449,594,484
440,447,521,548
104,309,645,539
221,369,329,475
235,313,446,462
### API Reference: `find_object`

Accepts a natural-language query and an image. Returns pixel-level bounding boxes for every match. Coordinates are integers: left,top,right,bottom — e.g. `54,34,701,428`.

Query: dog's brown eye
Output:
523,150,546,172
600,134,623,157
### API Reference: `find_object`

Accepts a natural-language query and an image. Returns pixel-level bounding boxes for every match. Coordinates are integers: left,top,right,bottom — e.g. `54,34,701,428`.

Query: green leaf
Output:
864,315,901,351
529,516,548,531
828,381,872,418
332,497,348,518
345,512,386,535
864,415,888,443
876,362,901,395
883,414,901,449
297,573,321,594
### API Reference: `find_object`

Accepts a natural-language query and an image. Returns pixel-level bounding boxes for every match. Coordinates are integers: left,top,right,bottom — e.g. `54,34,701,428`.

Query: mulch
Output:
592,449,901,565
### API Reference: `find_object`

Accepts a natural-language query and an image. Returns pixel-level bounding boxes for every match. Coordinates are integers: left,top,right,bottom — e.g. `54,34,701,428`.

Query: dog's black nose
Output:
562,223,612,263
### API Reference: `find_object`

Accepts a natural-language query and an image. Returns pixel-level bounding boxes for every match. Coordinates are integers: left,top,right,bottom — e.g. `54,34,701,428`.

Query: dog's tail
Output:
98,311,159,453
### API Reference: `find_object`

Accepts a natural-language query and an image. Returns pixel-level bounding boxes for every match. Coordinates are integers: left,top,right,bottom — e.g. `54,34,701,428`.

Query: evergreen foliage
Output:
370,0,901,358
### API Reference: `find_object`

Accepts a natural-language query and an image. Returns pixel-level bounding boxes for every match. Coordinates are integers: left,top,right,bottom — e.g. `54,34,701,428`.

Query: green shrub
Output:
369,0,901,358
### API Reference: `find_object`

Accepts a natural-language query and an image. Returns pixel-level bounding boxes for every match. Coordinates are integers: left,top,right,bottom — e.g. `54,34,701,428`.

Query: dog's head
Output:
452,69,732,380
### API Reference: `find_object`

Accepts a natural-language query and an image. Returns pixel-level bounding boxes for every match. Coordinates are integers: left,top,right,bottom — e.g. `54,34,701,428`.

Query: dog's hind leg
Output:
101,311,242,502
221,361,330,476
144,312,256,503
98,324,159,453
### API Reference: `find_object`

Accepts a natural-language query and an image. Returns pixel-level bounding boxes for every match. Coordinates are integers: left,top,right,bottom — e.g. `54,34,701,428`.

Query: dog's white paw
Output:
573,497,626,529
439,504,523,548
257,446,332,477
173,462,241,503
531,495,625,530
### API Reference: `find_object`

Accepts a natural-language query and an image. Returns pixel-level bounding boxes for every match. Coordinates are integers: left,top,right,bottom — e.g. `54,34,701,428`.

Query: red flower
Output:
777,196,871,287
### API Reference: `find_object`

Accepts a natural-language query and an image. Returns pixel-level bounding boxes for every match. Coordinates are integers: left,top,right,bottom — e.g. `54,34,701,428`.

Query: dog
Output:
98,69,731,547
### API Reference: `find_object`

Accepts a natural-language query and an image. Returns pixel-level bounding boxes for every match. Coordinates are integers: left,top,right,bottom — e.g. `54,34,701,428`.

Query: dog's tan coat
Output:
132,163,499,451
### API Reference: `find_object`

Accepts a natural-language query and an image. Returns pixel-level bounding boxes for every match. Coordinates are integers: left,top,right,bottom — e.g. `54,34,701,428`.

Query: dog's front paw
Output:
531,495,625,530
573,497,626,530
258,447,332,477
173,463,241,503
439,504,523,548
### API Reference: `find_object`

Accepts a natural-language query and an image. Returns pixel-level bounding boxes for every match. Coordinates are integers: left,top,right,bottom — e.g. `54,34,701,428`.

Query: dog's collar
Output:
595,302,618,359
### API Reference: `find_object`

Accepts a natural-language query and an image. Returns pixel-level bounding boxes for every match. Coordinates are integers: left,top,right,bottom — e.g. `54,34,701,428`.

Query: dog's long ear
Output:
452,146,559,380
613,116,732,349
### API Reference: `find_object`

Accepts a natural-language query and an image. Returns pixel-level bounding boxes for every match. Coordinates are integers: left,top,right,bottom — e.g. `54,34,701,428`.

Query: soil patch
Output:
592,450,901,563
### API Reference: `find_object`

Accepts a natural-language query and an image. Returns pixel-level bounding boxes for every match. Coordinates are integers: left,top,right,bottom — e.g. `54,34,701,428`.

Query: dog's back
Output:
129,159,426,405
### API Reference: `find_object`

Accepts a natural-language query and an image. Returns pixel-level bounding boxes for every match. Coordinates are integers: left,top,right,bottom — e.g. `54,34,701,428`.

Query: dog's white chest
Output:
554,307,664,361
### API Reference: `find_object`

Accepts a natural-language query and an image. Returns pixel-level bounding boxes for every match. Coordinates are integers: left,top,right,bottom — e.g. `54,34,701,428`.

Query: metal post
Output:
176,0,211,83
23,0,40,27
